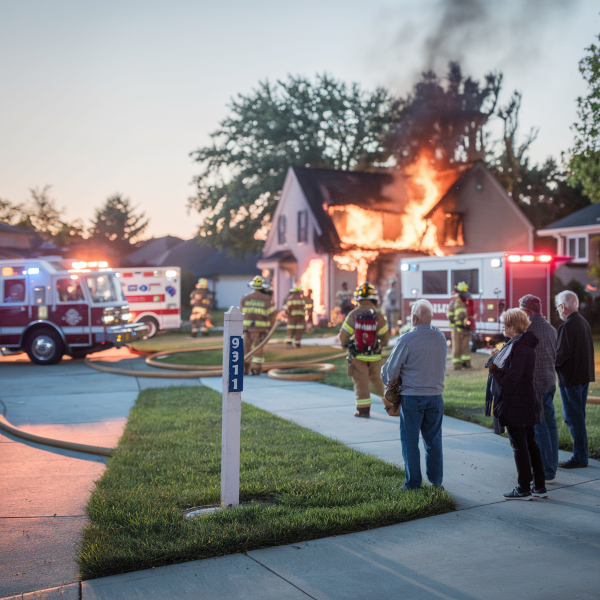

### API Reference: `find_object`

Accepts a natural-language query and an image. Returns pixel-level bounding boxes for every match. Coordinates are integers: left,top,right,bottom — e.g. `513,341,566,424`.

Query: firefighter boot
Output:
190,328,198,339
354,407,371,418
284,337,293,345
462,360,472,369
453,361,463,371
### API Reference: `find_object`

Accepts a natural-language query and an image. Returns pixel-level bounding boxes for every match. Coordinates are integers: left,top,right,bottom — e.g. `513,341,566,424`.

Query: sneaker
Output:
531,486,548,498
558,460,588,469
545,479,556,485
503,487,533,500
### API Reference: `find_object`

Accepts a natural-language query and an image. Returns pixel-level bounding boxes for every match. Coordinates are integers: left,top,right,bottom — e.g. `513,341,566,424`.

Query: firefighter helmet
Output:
290,284,303,293
354,281,378,302
454,281,471,298
196,278,208,289
249,275,264,289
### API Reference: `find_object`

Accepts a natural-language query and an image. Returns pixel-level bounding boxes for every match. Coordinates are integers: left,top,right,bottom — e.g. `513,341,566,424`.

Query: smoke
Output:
374,0,579,91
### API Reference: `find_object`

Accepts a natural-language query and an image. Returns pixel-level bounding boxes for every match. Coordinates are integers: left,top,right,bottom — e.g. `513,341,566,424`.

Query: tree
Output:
569,35,600,203
489,93,589,232
189,74,401,255
89,194,149,254
0,186,84,245
386,62,502,170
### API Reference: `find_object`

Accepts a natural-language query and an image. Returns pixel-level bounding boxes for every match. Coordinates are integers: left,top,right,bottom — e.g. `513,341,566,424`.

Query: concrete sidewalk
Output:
78,375,600,600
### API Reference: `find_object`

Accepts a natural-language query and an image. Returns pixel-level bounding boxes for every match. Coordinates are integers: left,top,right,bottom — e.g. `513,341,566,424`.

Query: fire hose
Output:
1,322,346,456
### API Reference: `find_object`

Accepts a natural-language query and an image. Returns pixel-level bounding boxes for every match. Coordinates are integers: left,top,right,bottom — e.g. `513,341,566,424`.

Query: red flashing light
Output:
507,254,554,264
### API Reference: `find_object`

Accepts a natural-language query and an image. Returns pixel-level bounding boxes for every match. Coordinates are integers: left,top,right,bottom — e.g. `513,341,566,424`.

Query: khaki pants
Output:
244,330,267,374
451,330,471,366
285,315,305,346
348,357,385,408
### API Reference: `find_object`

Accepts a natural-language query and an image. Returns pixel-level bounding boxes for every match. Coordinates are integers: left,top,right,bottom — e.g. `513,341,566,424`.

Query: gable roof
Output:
539,202,600,233
291,166,398,253
160,239,261,278
124,235,184,266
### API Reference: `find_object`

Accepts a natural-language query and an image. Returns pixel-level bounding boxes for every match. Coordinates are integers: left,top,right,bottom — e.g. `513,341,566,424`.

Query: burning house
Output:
258,158,533,324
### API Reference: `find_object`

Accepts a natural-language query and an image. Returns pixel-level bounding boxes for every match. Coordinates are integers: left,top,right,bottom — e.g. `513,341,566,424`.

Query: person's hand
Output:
488,363,499,373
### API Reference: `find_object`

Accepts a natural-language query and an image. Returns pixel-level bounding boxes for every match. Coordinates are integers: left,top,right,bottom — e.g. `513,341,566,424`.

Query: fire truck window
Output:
422,270,448,295
85,274,123,303
56,279,84,302
34,286,45,304
4,279,26,303
451,269,479,293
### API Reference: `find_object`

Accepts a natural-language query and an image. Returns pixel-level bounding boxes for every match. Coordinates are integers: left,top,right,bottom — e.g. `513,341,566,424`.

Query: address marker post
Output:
221,306,244,508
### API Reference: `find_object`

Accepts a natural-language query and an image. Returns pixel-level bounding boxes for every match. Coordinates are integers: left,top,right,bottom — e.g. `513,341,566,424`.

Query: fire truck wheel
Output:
25,328,65,365
140,316,159,338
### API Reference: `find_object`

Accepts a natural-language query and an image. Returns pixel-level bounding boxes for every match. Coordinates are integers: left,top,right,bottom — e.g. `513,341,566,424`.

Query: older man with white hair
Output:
555,290,595,469
381,299,448,489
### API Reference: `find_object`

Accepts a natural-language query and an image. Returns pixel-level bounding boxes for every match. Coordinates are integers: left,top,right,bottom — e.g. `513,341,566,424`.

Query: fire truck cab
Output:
0,257,147,364
400,252,563,348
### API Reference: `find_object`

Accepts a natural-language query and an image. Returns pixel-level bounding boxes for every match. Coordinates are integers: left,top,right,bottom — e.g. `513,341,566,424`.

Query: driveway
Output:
0,348,202,599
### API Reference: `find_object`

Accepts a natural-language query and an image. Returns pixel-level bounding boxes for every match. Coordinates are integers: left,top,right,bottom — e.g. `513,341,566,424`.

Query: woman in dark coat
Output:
488,308,546,500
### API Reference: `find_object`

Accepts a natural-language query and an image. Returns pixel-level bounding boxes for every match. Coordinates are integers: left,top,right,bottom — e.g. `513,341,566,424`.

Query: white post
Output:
221,306,243,508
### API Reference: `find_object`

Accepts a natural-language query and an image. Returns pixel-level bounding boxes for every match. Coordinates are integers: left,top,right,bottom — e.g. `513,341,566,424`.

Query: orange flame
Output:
299,258,325,322
328,153,458,263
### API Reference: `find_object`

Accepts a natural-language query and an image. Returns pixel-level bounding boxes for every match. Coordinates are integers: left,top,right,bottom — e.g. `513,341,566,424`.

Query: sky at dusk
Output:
1,0,599,241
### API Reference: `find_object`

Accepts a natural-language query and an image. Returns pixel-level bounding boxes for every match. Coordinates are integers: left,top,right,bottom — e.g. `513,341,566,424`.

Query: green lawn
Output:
79,386,453,580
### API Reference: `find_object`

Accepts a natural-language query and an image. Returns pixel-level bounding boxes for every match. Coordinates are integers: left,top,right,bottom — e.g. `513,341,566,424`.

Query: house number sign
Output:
228,336,244,392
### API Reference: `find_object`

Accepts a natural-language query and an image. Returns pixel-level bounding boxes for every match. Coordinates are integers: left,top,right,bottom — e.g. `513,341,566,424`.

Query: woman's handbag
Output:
382,377,401,417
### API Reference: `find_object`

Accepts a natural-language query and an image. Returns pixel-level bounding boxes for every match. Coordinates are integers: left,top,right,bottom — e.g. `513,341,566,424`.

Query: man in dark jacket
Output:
519,294,559,483
555,290,595,469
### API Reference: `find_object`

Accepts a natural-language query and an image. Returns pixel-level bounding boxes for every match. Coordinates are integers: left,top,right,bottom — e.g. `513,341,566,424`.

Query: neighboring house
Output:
259,162,533,320
538,203,600,297
0,222,41,259
126,236,261,309
124,236,184,267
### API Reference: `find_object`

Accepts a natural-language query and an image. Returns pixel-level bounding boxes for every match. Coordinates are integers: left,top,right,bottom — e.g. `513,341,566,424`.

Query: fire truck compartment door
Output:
53,277,92,344
508,264,551,315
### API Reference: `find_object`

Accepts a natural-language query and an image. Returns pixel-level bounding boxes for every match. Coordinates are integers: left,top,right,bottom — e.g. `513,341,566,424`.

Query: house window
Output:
566,235,588,263
278,215,287,245
297,210,308,244
443,213,464,246
422,270,448,295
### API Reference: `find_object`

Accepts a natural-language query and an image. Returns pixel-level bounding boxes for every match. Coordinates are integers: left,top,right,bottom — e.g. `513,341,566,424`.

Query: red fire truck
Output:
112,266,181,337
400,252,567,348
0,257,147,364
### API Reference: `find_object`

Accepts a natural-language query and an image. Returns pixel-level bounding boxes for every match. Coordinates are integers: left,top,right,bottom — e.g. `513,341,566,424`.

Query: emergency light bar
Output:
71,261,109,269
506,254,553,263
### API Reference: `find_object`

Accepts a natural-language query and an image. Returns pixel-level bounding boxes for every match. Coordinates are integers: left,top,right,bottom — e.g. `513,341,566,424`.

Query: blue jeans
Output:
534,387,559,480
559,383,589,465
400,395,444,488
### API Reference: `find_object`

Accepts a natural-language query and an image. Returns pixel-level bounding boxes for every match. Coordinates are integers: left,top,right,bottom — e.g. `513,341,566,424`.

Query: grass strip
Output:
79,386,454,580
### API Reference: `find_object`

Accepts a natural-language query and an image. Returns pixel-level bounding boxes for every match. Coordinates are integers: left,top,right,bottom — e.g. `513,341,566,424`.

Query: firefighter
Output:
240,275,275,375
447,281,472,369
339,282,390,418
190,278,212,338
304,288,314,332
283,284,306,347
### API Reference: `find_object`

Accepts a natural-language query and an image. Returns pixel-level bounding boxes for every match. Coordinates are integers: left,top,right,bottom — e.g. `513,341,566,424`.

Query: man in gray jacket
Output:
519,294,558,483
381,299,447,489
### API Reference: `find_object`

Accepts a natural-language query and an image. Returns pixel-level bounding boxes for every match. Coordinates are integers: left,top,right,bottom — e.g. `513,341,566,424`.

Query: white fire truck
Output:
112,266,181,337
400,251,567,348
0,257,147,364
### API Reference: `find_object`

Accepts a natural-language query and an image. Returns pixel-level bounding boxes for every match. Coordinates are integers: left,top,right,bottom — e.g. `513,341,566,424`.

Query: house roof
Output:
124,235,184,267
291,166,398,253
160,239,261,278
539,202,600,232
